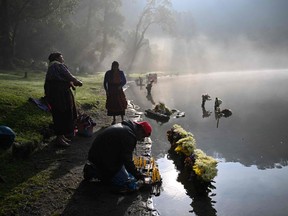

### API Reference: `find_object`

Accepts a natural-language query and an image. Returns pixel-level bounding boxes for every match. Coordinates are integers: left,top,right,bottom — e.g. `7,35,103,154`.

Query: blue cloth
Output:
0,126,16,150
111,166,138,190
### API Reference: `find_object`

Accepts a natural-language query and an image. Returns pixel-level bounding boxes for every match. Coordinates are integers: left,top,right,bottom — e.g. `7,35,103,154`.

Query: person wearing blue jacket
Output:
84,120,152,192
103,61,127,125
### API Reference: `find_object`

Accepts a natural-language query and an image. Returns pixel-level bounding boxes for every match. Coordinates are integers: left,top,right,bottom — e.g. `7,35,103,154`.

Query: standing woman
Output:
44,52,83,147
104,61,128,125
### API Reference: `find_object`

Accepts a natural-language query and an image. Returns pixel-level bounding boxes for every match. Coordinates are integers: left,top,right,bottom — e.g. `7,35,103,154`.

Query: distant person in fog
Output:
146,80,153,95
103,61,128,125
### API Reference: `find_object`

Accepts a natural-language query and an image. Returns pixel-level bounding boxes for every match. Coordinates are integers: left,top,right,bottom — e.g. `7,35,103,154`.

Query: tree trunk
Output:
100,2,110,61
0,0,14,69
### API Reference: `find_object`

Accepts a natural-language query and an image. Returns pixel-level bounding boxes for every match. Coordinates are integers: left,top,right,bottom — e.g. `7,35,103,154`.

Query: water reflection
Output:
201,100,232,128
126,71,288,216
201,106,212,118
146,93,156,105
167,149,217,216
127,71,288,169
214,108,233,128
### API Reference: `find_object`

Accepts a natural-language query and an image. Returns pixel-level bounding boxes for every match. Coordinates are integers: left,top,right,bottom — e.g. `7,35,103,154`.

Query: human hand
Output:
74,80,83,87
136,173,147,181
70,82,76,90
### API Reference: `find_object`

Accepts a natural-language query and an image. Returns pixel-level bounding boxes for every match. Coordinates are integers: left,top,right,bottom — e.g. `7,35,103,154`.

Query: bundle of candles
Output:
133,155,161,184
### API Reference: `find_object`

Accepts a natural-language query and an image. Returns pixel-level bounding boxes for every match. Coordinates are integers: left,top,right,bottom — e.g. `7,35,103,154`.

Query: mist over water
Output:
3,0,288,74
118,0,288,73
2,1,288,215
126,70,288,216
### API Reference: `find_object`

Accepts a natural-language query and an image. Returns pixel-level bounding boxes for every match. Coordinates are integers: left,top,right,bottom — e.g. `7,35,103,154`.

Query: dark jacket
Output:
88,120,142,181
103,69,126,91
44,62,79,112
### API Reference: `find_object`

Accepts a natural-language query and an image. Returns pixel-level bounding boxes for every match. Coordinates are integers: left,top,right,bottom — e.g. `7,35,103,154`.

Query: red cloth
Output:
105,70,127,116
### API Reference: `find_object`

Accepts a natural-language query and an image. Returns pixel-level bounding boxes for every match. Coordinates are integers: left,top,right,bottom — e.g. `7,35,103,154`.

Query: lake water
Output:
126,70,288,216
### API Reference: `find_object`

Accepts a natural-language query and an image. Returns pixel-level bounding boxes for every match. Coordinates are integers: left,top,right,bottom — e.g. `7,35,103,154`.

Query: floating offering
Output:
145,102,172,123
167,124,218,182
145,109,170,122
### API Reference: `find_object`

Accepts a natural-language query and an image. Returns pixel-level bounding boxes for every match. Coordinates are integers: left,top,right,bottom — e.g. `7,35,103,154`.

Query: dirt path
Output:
17,102,158,216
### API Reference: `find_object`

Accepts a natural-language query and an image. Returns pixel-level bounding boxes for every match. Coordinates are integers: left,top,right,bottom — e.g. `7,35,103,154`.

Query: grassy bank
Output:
0,69,107,214
0,69,106,143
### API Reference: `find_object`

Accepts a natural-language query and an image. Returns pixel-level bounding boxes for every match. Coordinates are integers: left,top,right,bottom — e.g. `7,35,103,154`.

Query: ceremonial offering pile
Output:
145,102,172,123
167,124,218,182
134,137,162,195
133,155,161,184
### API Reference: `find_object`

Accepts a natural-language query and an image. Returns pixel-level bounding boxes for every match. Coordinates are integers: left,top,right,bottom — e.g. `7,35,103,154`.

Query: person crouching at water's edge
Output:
83,120,152,192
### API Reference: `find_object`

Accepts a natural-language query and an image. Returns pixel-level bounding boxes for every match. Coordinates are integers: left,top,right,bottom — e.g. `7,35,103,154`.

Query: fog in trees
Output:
1,0,287,73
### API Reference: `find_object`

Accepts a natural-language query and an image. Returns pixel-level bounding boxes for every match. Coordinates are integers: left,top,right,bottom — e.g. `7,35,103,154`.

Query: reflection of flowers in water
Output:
167,149,217,216
167,124,218,216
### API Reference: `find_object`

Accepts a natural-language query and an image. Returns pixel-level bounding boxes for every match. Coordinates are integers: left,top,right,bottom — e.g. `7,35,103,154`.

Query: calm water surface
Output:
126,70,288,216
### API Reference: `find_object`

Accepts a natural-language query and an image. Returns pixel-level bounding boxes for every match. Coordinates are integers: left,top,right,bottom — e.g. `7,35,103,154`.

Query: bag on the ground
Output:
0,126,16,150
76,113,96,137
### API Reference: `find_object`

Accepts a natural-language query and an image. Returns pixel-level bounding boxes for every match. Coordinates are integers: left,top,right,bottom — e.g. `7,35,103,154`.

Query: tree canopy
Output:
0,0,177,73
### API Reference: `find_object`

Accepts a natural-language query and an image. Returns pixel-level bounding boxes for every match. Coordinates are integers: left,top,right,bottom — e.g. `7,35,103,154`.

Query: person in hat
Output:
83,120,152,192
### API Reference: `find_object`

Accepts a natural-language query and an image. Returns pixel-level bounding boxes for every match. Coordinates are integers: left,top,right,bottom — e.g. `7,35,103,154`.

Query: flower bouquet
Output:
167,124,218,182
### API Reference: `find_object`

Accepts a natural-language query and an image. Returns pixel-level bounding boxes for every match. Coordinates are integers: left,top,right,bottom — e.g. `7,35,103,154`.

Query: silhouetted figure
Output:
202,106,212,118
214,107,221,128
139,76,143,90
139,76,143,85
215,107,232,128
146,93,155,105
44,52,83,147
214,97,222,110
201,93,211,107
83,120,152,193
146,80,153,95
104,61,127,125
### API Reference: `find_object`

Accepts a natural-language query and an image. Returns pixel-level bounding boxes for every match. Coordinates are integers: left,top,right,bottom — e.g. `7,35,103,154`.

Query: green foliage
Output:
0,70,50,143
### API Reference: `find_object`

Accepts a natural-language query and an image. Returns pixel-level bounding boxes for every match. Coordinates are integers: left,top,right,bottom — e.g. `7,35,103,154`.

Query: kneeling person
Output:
83,120,152,192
